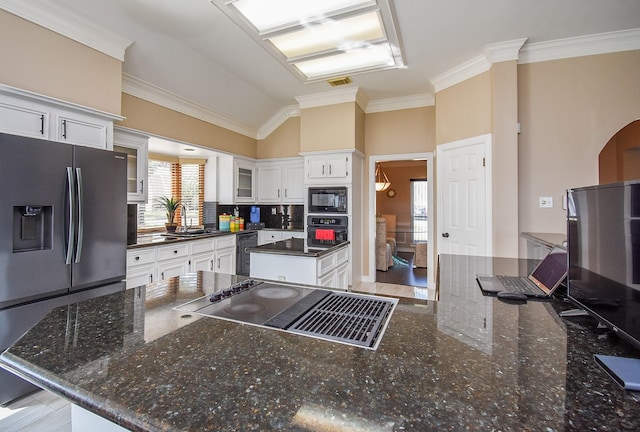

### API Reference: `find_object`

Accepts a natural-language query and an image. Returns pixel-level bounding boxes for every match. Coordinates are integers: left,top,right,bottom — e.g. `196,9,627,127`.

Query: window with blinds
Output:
137,159,204,231
411,179,428,243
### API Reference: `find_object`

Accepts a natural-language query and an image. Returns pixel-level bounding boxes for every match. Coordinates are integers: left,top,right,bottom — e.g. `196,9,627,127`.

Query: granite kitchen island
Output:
2,255,640,431
248,238,350,289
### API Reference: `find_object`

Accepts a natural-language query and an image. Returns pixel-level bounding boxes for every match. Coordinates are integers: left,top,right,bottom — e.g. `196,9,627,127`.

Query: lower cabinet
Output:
258,230,305,245
126,235,236,289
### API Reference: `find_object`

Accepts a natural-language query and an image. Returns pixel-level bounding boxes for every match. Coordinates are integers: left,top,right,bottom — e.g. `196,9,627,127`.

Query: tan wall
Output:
355,103,366,153
257,116,300,159
376,163,427,226
365,106,436,154
517,50,640,254
491,61,519,257
119,94,257,158
435,71,492,145
300,102,356,152
0,10,122,114
362,106,435,275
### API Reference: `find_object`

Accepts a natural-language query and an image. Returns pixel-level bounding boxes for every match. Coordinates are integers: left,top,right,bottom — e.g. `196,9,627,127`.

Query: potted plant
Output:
156,196,181,233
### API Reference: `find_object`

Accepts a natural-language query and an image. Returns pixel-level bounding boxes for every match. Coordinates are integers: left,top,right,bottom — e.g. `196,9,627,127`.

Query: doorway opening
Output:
368,153,434,290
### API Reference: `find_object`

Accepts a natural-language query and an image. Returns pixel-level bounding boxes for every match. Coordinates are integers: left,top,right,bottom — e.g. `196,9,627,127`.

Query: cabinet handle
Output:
173,250,178,254
140,179,144,193
39,115,44,135
135,256,140,261
285,188,287,197
210,259,214,271
278,189,280,198
322,165,325,175
149,274,153,283
217,258,221,270
62,119,67,139
161,271,165,280
329,164,332,175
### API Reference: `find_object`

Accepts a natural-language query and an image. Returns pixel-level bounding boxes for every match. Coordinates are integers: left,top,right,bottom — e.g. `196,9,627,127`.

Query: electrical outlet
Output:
539,197,553,208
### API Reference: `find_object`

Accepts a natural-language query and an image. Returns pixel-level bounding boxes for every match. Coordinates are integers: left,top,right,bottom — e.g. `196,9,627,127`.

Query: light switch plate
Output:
539,197,553,208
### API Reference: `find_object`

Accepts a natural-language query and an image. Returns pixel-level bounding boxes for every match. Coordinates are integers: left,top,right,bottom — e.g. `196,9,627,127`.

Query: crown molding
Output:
430,55,491,93
366,93,435,113
295,87,362,110
122,74,257,139
257,105,300,140
0,0,132,61
484,38,527,63
519,28,640,64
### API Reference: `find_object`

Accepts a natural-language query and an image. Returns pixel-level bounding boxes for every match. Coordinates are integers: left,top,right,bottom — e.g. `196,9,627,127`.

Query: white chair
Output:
376,218,393,271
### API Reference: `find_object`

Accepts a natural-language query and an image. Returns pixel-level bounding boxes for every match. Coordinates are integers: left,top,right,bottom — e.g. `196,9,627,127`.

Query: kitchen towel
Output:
315,229,335,241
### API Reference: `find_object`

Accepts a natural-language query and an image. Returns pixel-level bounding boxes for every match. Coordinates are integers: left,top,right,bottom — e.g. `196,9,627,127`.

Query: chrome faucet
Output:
181,204,189,230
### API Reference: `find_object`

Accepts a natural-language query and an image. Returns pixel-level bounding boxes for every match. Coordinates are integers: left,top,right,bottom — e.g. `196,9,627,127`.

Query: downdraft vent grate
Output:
288,292,396,350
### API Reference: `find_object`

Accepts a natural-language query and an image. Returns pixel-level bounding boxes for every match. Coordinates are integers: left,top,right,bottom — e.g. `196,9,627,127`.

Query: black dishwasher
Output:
236,231,258,276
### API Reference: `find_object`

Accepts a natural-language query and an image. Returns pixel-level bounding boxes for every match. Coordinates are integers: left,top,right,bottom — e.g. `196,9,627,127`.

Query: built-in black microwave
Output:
308,187,347,213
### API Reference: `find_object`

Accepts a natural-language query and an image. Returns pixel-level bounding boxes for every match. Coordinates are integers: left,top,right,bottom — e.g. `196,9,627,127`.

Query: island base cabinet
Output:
250,246,349,289
72,404,128,432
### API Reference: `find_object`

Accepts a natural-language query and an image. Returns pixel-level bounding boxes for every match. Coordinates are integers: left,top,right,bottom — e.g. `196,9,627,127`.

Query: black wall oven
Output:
308,187,347,214
307,215,348,249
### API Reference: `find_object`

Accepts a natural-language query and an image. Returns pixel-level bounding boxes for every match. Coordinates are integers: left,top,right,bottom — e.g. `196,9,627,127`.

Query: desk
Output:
1,257,639,431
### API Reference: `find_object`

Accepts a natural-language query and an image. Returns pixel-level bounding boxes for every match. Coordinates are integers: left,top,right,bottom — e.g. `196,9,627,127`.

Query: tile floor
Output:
0,281,435,431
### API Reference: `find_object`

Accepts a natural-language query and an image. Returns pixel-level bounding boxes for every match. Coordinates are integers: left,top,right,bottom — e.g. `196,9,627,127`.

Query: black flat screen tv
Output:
567,181,640,390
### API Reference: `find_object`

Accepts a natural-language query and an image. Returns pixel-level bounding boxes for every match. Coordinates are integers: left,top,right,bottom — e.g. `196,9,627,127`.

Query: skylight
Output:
210,0,405,83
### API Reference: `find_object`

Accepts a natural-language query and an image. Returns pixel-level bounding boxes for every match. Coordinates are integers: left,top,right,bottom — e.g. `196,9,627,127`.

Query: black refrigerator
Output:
0,132,127,404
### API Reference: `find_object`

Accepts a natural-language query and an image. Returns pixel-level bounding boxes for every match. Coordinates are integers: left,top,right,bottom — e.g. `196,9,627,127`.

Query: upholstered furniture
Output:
414,242,427,268
376,218,393,271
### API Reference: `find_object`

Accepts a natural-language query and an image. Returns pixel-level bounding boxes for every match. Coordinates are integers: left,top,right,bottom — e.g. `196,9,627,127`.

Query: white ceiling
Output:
5,0,640,152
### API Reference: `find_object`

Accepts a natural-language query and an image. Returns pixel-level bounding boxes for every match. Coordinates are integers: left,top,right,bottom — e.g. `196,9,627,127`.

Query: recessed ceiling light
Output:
210,0,405,82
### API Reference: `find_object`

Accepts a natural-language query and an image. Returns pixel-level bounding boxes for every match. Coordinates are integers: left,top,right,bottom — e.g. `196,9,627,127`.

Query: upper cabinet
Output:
256,158,304,204
304,152,352,184
217,155,256,204
113,127,149,203
0,84,122,149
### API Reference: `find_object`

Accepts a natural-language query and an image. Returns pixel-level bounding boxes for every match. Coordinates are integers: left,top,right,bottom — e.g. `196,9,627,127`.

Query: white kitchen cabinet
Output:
113,128,149,203
304,153,351,183
191,252,215,272
0,84,122,149
157,243,191,281
282,161,305,202
235,159,256,203
257,164,282,203
258,230,283,245
0,96,48,139
256,159,304,204
126,248,157,289
217,156,256,204
215,246,235,274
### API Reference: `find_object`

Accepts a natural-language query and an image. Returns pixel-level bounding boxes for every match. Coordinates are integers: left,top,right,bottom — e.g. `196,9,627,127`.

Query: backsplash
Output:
216,204,304,230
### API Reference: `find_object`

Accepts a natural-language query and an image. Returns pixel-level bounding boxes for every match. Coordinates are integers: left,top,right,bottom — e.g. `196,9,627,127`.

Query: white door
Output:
437,134,492,256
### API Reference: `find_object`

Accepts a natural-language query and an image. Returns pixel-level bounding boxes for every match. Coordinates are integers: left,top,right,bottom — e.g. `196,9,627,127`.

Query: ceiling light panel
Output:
269,11,385,59
230,0,375,33
212,0,405,82
294,44,394,79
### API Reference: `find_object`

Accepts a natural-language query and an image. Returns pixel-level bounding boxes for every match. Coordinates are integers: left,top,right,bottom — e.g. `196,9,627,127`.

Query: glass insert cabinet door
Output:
113,128,149,204
234,159,256,202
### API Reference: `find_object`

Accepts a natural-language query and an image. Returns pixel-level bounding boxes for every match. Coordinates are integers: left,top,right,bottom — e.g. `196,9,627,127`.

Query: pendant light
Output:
375,162,391,192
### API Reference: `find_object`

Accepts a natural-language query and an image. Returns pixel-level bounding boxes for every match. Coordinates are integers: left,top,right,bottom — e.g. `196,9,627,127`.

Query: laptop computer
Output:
476,246,568,299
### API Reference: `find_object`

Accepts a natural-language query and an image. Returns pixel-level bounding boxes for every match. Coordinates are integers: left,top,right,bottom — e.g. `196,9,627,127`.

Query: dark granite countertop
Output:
129,229,305,250
2,255,640,431
247,237,349,257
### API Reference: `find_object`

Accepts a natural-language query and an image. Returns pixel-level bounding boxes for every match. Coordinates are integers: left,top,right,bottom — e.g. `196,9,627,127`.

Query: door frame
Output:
366,152,435,290
436,133,493,257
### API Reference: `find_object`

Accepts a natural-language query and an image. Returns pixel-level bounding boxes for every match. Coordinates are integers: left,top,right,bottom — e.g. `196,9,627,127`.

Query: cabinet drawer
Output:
157,243,190,261
191,239,215,255
127,248,156,267
317,253,337,277
336,247,348,263
215,235,236,249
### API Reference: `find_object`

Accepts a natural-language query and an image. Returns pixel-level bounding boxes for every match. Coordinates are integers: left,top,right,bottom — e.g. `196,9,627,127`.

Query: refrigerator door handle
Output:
65,167,76,265
74,167,84,264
